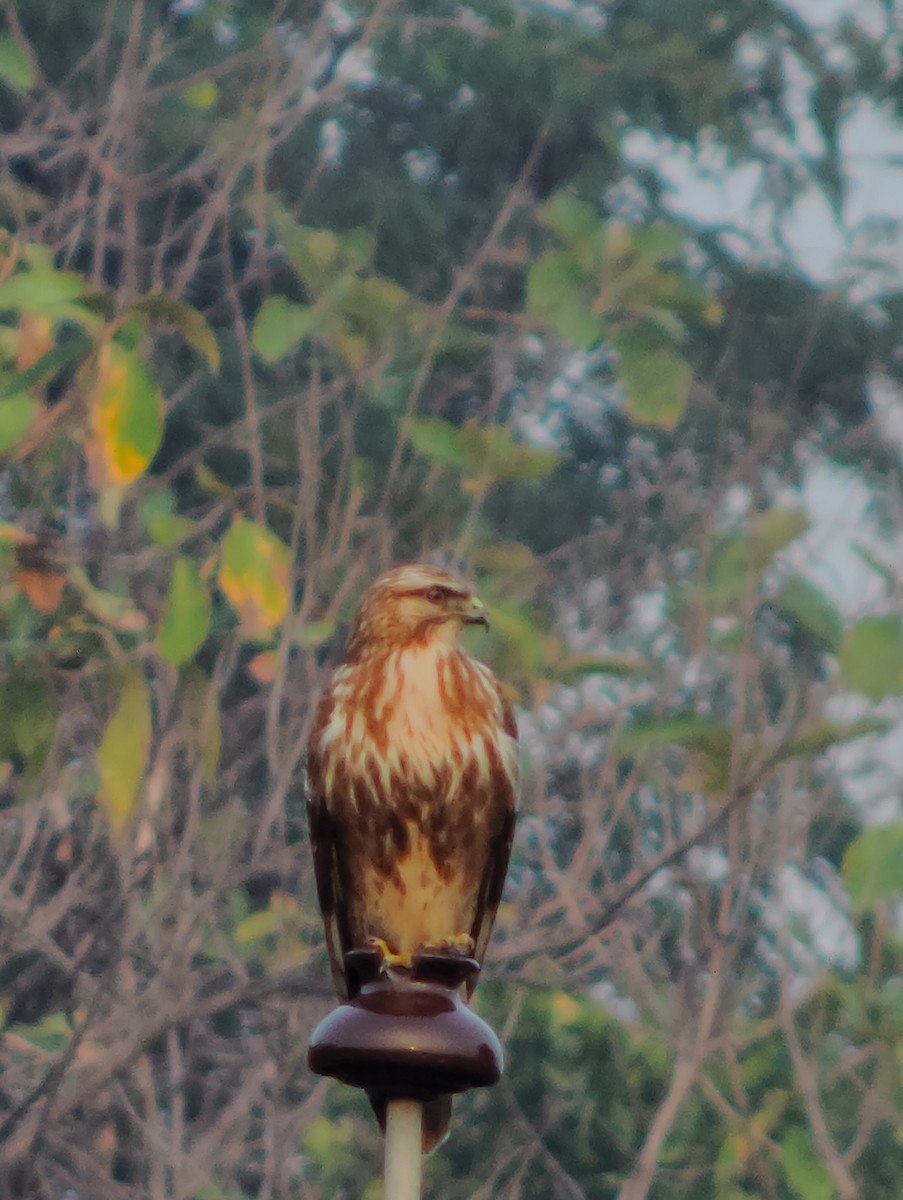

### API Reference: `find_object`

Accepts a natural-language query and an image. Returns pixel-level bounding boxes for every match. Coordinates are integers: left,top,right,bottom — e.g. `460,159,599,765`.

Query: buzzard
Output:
306,563,519,1149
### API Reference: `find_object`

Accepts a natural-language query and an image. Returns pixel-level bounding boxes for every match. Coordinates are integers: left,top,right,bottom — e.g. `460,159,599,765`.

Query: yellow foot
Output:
366,936,412,971
424,933,475,957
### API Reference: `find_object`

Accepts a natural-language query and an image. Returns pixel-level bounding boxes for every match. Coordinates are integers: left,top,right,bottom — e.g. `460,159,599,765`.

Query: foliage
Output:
1,0,903,1198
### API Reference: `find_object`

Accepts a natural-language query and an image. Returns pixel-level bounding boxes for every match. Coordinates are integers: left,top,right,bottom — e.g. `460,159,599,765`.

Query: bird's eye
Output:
426,586,447,604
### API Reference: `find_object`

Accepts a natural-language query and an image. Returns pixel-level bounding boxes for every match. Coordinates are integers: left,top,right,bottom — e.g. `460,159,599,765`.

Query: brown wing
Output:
306,690,355,1000
467,691,518,998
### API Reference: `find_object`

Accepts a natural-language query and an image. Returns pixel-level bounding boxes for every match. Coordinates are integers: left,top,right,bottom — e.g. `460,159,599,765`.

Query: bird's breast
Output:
316,644,508,812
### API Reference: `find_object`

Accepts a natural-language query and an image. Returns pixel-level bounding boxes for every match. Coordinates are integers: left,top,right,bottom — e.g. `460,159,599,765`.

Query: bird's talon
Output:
365,936,412,971
426,933,475,957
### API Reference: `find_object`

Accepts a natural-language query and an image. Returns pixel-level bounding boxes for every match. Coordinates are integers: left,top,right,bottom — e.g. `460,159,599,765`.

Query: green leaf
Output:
20,243,53,270
149,513,192,547
158,557,211,667
88,339,163,487
332,326,367,371
710,620,744,652
707,535,751,606
434,322,493,374
139,491,193,547
304,1115,354,1170
127,294,220,371
0,269,87,312
6,1012,72,1052
0,34,35,93
527,251,604,349
843,822,903,910
179,667,221,786
0,336,91,400
630,223,686,267
97,670,152,832
714,1133,745,1190
602,219,633,265
252,297,320,363
406,417,466,467
781,1128,837,1200
505,445,559,482
68,565,148,632
749,508,808,568
620,715,731,758
264,200,372,293
769,718,888,768
201,705,221,786
219,518,291,639
471,543,536,573
456,424,558,483
613,327,691,430
293,620,335,648
538,194,606,272
0,675,55,772
774,576,843,651
878,977,903,1031
539,193,600,247
329,274,422,370
838,616,903,701
235,910,283,943
641,304,689,343
343,228,375,268
707,515,809,609
488,601,546,678
553,654,650,682
338,274,412,330
0,393,37,452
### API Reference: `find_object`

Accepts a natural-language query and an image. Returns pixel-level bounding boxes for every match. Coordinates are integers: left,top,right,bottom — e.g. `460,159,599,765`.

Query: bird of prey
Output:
306,563,519,1149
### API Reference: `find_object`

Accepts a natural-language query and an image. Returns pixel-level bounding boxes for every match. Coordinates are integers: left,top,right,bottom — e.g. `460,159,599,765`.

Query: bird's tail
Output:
369,1092,453,1155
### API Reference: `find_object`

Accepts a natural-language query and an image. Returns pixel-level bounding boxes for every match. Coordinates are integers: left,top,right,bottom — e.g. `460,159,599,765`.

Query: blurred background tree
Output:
2,1,903,1197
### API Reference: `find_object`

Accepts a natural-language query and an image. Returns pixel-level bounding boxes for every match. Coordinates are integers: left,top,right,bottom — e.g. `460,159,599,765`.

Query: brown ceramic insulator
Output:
308,949,503,1103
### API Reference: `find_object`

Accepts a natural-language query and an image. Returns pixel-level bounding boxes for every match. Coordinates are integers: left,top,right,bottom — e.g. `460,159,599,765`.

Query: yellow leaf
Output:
87,340,162,487
97,669,152,832
270,891,298,916
0,522,30,544
551,992,582,1027
182,81,219,111
219,517,291,639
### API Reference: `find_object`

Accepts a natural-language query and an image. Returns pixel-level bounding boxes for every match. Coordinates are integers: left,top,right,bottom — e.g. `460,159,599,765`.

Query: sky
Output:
611,0,903,867
623,0,903,293
621,0,903,586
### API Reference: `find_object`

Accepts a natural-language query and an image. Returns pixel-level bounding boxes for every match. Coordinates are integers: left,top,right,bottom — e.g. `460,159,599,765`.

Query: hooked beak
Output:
461,596,489,629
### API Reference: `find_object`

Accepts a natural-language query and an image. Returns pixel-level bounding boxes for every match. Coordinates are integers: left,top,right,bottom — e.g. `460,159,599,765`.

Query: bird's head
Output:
346,563,488,658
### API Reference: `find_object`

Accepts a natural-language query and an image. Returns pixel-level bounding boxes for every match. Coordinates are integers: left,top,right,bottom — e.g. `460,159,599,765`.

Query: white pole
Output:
383,1098,423,1200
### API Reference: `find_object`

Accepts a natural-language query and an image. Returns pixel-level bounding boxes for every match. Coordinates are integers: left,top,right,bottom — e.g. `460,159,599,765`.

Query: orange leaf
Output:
15,568,66,613
248,650,278,684
17,312,53,371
